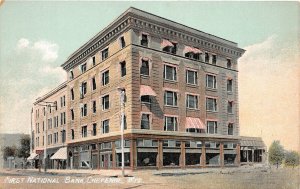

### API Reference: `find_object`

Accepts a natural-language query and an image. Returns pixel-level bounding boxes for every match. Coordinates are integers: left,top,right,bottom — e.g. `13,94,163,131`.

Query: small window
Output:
92,77,96,90
102,120,109,134
141,114,150,129
71,109,74,120
102,70,109,86
228,101,233,113
206,98,217,112
71,129,74,140
186,70,197,85
228,123,234,135
141,34,148,47
186,94,198,109
227,79,233,92
227,59,232,69
207,121,217,134
81,126,87,138
92,56,96,66
92,123,97,136
80,82,87,98
212,55,217,65
69,70,74,80
81,63,87,73
162,41,177,54
102,95,109,110
164,65,177,81
164,117,178,131
205,52,209,63
92,100,96,113
69,88,74,100
206,74,217,89
120,61,126,77
81,104,87,117
164,91,177,106
102,48,109,60
120,36,126,48
141,95,151,103
140,59,149,76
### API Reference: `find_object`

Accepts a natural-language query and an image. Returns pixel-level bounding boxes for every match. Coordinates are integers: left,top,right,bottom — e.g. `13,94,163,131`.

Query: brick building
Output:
31,7,246,170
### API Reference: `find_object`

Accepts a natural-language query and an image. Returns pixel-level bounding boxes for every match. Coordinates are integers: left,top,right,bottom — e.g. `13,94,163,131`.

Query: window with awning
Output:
140,85,157,97
50,147,67,160
185,117,205,131
184,46,202,60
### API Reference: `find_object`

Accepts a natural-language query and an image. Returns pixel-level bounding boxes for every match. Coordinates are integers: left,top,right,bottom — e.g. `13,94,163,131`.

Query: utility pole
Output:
118,87,125,177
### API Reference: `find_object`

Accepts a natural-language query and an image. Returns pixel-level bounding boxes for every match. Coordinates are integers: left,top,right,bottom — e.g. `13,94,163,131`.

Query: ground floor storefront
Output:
65,134,241,170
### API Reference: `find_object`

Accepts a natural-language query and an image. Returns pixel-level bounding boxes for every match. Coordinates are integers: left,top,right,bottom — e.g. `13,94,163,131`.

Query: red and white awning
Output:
140,85,157,96
50,147,67,160
186,117,205,129
161,39,174,48
27,153,38,160
183,46,203,54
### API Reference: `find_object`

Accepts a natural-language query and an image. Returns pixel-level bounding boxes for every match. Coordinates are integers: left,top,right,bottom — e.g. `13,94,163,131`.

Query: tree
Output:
16,135,30,159
268,140,285,168
2,146,17,160
285,151,300,168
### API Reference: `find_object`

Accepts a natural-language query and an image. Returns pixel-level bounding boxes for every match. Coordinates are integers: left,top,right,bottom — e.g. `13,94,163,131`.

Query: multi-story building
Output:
31,7,245,170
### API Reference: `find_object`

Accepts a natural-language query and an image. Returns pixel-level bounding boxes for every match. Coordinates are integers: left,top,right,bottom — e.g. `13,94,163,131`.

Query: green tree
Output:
16,135,30,159
2,146,17,160
268,140,285,168
285,151,300,168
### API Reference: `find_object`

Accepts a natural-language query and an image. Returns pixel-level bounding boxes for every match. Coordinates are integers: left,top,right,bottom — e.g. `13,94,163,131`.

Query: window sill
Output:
228,113,234,115
227,91,233,94
186,108,200,111
140,74,150,78
206,110,218,113
164,105,178,109
164,79,178,84
206,87,217,92
141,102,151,105
186,83,198,88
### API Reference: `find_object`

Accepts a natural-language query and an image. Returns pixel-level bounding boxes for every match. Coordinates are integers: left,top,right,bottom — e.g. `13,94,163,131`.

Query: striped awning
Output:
186,117,205,129
50,147,67,160
27,153,38,160
140,85,157,96
183,46,202,54
161,39,174,48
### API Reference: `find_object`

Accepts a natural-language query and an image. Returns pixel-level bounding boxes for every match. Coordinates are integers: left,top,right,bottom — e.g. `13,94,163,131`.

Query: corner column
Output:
157,140,163,169
236,143,241,166
201,143,206,168
180,141,186,169
130,139,136,170
112,142,116,169
220,143,224,168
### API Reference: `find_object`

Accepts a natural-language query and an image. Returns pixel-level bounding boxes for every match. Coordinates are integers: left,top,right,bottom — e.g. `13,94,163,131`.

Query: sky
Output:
0,1,299,151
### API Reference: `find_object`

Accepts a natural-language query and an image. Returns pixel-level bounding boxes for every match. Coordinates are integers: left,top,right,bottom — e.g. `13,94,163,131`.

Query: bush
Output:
268,140,284,168
285,151,299,168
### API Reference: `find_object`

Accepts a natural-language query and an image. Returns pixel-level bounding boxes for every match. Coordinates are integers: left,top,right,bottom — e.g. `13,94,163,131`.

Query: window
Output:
120,61,126,77
227,79,233,92
102,48,109,60
81,104,87,117
71,109,74,120
185,52,200,60
141,34,148,47
228,101,233,113
102,95,109,110
48,118,52,129
212,55,217,65
92,100,96,113
162,41,177,54
206,74,217,89
56,116,58,127
164,116,178,131
206,98,217,112
207,121,217,134
81,63,87,73
186,94,198,109
141,95,151,103
92,56,96,66
186,70,197,85
61,130,66,143
120,36,126,48
54,101,57,111
140,59,149,76
227,59,232,69
70,88,74,100
123,115,127,130
228,123,234,135
141,114,150,129
92,123,97,136
71,129,74,140
69,70,74,80
102,120,109,134
92,77,96,90
164,65,177,81
81,126,87,138
60,96,65,107
205,52,209,63
102,70,109,85
80,82,87,98
164,91,177,106
62,112,66,124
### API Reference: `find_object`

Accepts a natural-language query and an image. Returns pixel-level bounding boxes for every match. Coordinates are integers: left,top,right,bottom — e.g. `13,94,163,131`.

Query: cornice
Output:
34,81,67,105
62,7,245,71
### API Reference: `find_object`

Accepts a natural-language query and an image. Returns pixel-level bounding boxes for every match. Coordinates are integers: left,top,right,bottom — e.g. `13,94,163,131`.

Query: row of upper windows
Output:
35,112,66,133
35,130,66,147
35,95,66,119
68,34,233,80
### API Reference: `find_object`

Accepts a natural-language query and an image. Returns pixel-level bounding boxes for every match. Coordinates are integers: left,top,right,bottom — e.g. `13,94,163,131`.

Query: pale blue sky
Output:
0,1,299,150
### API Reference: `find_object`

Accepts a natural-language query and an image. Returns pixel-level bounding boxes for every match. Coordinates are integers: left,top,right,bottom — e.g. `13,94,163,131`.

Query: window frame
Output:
141,113,151,130
102,119,109,134
228,123,234,135
186,94,199,109
206,74,217,89
102,95,110,110
186,69,198,85
102,70,109,86
164,90,178,107
140,59,150,76
101,48,109,61
164,116,178,131
207,121,218,134
163,64,177,81
81,125,88,138
120,61,126,77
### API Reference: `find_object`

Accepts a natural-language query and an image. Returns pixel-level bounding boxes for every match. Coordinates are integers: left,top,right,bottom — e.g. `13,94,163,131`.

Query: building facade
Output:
32,7,245,170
